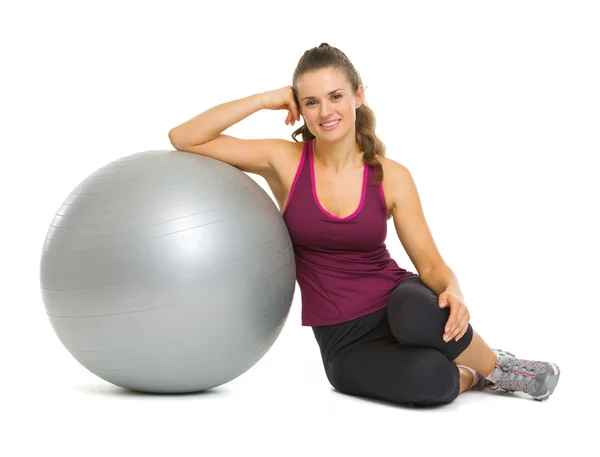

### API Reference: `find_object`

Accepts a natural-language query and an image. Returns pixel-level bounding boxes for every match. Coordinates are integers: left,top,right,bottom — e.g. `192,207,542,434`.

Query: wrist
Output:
252,92,266,110
445,287,463,299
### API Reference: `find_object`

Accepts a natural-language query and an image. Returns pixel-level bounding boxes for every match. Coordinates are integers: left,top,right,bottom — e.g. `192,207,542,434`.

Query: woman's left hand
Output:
438,290,470,342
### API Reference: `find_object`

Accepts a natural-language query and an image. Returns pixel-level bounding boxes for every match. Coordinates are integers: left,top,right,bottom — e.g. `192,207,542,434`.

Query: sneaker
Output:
485,348,560,401
494,349,515,358
471,349,516,391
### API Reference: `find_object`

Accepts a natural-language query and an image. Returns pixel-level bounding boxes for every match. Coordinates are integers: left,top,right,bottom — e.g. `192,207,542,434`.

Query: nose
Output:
319,100,333,118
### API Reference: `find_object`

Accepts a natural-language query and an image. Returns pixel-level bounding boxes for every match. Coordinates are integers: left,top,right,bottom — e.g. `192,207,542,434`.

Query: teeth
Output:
321,120,339,127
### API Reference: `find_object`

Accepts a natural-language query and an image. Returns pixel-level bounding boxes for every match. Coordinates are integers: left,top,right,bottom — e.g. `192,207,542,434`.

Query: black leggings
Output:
312,275,474,407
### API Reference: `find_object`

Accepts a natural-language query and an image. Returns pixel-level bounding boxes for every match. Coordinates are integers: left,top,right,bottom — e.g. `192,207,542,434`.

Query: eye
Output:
332,93,342,100
305,100,316,106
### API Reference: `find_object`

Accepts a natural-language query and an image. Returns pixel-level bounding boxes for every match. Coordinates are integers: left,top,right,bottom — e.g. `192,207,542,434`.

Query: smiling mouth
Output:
320,119,340,127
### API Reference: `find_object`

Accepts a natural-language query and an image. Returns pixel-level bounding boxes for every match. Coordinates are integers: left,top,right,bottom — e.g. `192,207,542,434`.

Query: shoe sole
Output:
532,362,560,401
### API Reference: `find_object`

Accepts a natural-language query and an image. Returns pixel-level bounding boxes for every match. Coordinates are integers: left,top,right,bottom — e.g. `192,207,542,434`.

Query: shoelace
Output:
497,358,543,394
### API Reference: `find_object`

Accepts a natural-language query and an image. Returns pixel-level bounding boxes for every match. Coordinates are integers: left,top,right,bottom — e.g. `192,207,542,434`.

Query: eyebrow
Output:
301,89,344,101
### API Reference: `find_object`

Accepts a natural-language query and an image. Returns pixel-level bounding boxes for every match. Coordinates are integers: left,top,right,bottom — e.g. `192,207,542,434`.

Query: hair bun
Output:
319,42,330,48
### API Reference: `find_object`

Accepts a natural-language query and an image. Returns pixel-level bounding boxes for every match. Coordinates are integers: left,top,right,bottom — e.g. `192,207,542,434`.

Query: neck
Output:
312,134,363,173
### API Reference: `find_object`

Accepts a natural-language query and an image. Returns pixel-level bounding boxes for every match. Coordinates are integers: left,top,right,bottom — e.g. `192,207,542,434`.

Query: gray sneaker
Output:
484,348,560,401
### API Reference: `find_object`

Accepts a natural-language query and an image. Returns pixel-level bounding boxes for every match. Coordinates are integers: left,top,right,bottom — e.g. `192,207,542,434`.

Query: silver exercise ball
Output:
40,150,296,393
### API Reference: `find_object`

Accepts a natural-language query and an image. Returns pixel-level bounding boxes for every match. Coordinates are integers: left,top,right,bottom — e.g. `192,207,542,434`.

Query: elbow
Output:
168,128,185,151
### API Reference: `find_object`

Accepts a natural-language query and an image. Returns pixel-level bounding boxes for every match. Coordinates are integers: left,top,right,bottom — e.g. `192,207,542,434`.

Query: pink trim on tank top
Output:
281,142,307,216
309,139,368,221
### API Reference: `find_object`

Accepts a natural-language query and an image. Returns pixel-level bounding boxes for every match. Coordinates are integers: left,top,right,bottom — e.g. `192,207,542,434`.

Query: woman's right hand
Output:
260,86,301,126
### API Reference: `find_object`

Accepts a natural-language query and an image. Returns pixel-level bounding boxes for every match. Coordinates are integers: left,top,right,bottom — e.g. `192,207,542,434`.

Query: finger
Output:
444,321,455,340
453,314,469,341
444,319,454,340
444,313,458,341
449,308,465,335
438,294,448,308
444,304,457,333
450,324,463,341
290,99,300,121
456,316,470,341
285,111,292,125
448,315,462,338
455,324,468,342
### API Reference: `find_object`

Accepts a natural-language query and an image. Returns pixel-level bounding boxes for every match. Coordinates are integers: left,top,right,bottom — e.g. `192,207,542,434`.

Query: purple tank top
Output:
282,139,417,326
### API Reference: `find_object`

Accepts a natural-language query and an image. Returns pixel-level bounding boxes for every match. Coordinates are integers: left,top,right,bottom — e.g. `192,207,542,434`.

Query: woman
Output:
168,43,560,406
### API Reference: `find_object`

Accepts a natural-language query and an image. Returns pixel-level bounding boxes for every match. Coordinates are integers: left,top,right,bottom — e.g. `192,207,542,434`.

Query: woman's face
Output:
295,67,363,141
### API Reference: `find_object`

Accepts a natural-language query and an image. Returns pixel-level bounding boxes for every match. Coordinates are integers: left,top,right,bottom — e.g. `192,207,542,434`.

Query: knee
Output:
387,280,444,344
410,353,460,406
325,348,459,407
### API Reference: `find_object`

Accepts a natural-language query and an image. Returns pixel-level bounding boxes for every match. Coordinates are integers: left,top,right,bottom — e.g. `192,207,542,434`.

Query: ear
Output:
356,84,365,109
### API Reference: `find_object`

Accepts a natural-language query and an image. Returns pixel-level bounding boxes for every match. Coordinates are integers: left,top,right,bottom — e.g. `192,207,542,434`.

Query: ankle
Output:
458,365,480,390
484,350,500,381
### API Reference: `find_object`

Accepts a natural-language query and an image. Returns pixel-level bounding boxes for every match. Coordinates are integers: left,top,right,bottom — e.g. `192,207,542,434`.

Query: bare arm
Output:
168,88,299,177
169,94,263,148
384,158,446,277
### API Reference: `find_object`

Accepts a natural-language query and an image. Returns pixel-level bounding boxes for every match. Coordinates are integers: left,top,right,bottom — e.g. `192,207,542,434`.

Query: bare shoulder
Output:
268,138,303,166
265,139,303,182
261,139,305,211
379,156,416,212
380,156,410,177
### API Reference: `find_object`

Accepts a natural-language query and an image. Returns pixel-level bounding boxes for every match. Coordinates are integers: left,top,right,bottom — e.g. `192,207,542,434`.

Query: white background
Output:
2,0,598,455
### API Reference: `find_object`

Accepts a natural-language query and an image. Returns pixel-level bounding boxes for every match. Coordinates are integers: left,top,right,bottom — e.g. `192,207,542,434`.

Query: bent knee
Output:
325,348,460,407
387,279,446,343
410,354,460,405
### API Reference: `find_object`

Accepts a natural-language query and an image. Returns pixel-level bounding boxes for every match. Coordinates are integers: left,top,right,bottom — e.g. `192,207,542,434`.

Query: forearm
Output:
169,93,264,148
419,263,463,299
